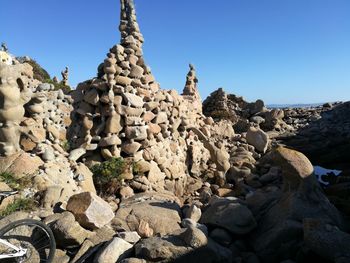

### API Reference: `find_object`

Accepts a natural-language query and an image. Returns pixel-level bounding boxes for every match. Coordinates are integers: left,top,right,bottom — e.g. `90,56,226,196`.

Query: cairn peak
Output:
182,64,202,112
119,0,144,52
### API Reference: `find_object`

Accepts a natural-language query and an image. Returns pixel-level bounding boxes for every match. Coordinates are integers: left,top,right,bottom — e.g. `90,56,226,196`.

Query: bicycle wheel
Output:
0,219,56,263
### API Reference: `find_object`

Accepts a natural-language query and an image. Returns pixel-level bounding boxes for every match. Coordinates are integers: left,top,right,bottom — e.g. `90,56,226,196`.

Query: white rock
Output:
69,148,86,161
118,231,141,244
95,237,133,263
246,127,270,153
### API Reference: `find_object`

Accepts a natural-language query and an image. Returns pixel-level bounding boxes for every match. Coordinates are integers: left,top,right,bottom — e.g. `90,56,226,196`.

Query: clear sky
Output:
1,0,350,104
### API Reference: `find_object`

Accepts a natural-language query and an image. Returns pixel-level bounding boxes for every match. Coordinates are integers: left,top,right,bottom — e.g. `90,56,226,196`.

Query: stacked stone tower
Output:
69,0,230,194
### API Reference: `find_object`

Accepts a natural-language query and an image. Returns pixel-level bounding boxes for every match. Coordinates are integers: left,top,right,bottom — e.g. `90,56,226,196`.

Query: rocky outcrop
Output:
280,101,350,170
249,147,344,262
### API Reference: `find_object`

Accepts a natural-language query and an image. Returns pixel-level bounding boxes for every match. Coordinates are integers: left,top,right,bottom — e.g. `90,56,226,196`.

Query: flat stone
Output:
69,148,86,161
121,141,141,155
99,135,122,147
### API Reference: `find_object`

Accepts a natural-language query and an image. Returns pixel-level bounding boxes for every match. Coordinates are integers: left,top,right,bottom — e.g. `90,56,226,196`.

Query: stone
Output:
123,92,144,108
209,228,233,247
154,111,168,124
129,64,144,79
69,148,86,161
125,126,147,141
0,152,43,179
148,123,161,134
119,186,134,199
118,231,141,244
185,204,201,223
250,148,343,262
116,76,132,86
269,146,314,190
148,161,166,183
48,211,92,247
75,163,97,194
143,111,155,122
181,218,208,236
246,126,269,153
180,226,208,249
99,135,122,147
113,193,181,236
138,219,154,238
66,192,115,230
52,249,70,263
303,219,350,263
200,197,257,235
95,237,133,263
121,141,141,155
84,89,99,105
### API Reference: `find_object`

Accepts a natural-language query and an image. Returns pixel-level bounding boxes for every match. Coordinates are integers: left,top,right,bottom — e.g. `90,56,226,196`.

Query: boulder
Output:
249,148,344,262
246,127,269,153
48,212,92,247
95,237,133,263
180,226,208,249
303,219,350,263
66,192,114,230
269,146,314,190
200,197,257,235
113,192,182,236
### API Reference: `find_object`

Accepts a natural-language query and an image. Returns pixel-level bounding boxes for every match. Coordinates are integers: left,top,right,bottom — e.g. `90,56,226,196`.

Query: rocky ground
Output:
0,0,350,263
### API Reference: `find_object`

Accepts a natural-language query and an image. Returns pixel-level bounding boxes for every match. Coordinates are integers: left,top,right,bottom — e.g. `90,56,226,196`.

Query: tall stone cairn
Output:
69,0,230,195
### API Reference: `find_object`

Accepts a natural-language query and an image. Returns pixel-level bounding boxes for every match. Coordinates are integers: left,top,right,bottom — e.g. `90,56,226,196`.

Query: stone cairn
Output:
69,0,231,195
0,53,96,208
61,66,69,86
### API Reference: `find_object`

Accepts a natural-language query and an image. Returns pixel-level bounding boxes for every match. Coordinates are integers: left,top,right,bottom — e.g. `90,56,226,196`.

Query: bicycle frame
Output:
0,237,27,259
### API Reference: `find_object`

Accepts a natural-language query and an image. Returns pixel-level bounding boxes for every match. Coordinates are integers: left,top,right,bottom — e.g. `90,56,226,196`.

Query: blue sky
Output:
1,0,350,104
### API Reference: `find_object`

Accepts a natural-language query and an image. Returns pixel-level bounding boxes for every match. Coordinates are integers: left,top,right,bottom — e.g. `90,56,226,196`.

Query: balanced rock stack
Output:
68,0,231,196
0,51,95,208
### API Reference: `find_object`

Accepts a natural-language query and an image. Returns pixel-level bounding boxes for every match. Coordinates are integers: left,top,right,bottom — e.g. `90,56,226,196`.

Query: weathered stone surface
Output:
303,219,350,263
246,126,269,153
200,197,257,235
0,151,43,179
123,92,144,108
269,146,314,189
125,126,147,141
118,231,141,244
185,204,201,223
48,211,92,247
69,148,86,161
67,192,114,230
180,226,208,249
95,237,133,263
113,192,181,236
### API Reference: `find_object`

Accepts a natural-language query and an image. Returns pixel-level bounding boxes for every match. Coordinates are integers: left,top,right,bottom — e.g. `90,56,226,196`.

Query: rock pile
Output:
68,0,231,197
0,1,349,263
0,49,94,210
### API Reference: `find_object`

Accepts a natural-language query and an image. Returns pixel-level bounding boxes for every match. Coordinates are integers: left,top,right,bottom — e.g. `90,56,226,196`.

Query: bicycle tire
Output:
0,219,56,263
